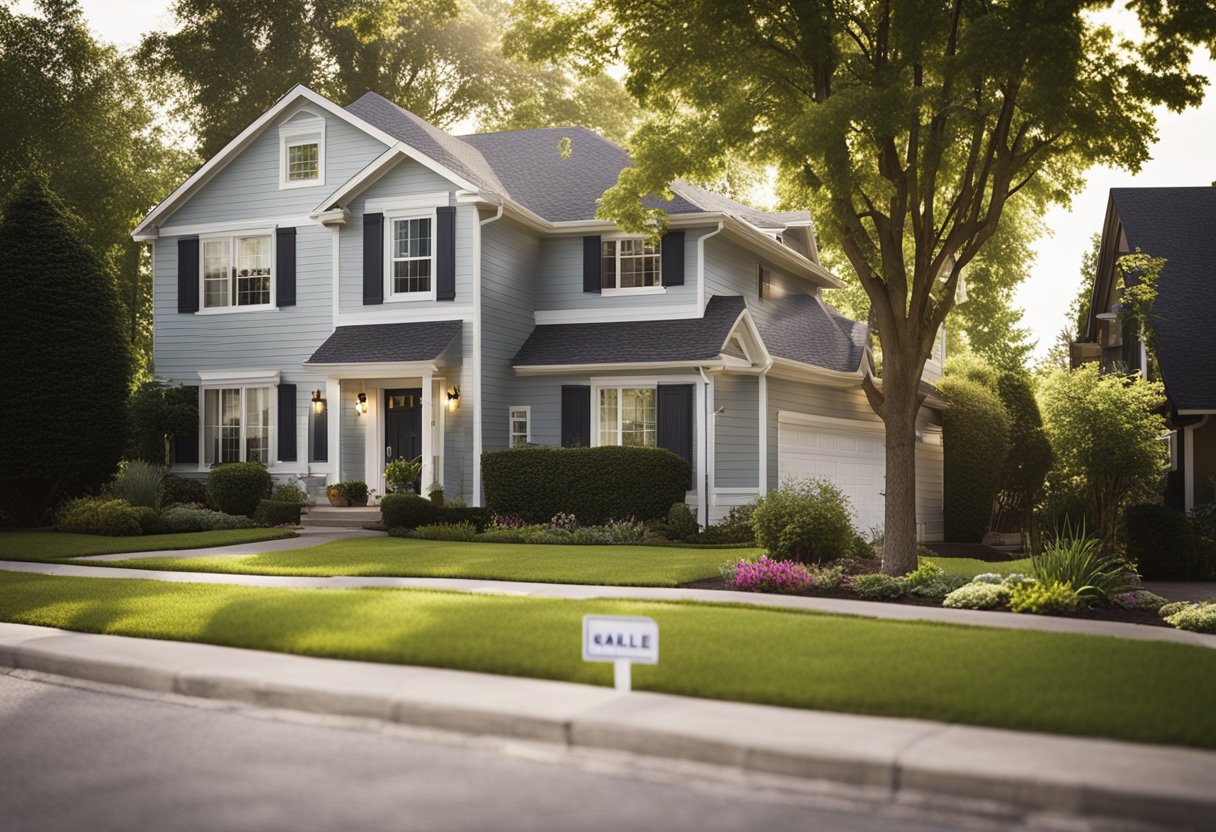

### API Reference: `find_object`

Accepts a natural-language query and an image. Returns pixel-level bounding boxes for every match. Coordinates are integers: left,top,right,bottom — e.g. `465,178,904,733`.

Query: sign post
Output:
582,615,659,693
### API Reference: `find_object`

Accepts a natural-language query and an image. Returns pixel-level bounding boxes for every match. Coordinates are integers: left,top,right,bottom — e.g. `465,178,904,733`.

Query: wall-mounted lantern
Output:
311,389,325,413
355,392,368,416
446,386,461,413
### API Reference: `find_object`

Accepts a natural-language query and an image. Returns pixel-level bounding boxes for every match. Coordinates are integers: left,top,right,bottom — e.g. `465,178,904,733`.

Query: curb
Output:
1,622,1213,829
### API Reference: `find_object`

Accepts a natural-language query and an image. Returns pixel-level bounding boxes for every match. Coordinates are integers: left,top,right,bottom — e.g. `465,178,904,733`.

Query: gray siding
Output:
443,327,475,500
534,232,698,311
162,106,387,227
704,235,815,301
714,373,759,488
341,386,366,482
765,377,879,489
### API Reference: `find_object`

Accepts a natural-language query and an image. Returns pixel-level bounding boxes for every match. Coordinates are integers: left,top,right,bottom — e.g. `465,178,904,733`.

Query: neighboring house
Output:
132,85,945,538
1071,187,1216,511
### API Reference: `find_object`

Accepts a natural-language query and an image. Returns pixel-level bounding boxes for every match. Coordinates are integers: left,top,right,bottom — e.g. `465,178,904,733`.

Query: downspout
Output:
696,222,725,311
697,366,712,528
471,199,505,506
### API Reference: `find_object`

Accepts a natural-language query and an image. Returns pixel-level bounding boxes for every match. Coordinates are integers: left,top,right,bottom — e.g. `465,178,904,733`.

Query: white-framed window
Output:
385,211,435,300
279,116,325,189
201,233,274,311
509,406,531,447
602,238,662,293
596,386,657,447
203,386,273,465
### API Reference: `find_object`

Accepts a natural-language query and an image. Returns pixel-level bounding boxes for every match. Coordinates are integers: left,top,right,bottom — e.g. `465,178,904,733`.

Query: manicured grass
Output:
2,570,1214,749
925,556,1032,578
102,536,755,586
0,529,297,561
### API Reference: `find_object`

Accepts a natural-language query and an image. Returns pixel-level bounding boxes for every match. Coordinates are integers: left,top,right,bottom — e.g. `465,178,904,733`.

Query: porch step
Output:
301,506,381,530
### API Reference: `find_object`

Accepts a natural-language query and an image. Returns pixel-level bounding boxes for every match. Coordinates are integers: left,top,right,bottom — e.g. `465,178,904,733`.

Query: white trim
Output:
714,487,761,495
311,361,440,378
758,372,768,493
516,360,733,376
599,236,664,293
590,383,660,449
777,410,886,433
706,373,716,517
696,223,724,311
198,369,281,385
364,384,382,499
508,405,532,447
330,226,341,326
534,306,702,325
157,216,314,239
434,375,446,488
421,370,434,495
335,306,474,326
767,356,867,386
278,114,325,190
695,369,709,527
317,145,476,212
199,383,277,471
198,229,276,313
601,286,667,297
366,192,451,214
383,207,438,302
327,379,342,483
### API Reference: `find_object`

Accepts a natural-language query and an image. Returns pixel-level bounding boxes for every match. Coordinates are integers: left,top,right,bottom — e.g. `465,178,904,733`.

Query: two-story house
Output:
132,85,945,538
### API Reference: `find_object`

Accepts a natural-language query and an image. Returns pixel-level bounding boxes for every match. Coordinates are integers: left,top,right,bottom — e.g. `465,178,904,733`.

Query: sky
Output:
29,0,1216,361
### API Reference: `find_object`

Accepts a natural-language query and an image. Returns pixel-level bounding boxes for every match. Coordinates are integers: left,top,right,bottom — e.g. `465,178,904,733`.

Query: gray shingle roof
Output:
747,295,867,373
1110,187,1216,411
513,295,746,367
306,321,461,365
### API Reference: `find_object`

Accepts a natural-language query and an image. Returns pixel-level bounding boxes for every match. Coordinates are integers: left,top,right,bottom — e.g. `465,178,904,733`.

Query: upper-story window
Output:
202,234,273,310
279,115,325,189
386,213,434,300
602,238,661,292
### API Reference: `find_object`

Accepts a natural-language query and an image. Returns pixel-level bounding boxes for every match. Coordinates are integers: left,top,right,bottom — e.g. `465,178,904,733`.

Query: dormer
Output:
278,109,326,190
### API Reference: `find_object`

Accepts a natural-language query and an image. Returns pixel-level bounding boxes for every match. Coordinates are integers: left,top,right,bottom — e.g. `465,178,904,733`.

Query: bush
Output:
162,474,207,507
271,483,306,505
412,522,478,541
937,373,1011,542
131,505,169,535
109,460,166,509
56,496,141,536
903,563,969,598
159,506,255,533
255,500,301,527
943,582,1009,610
435,506,494,531
206,462,272,517
1189,502,1216,541
1125,503,1215,581
992,372,1053,533
1008,580,1080,615
731,556,815,593
1162,603,1216,634
482,446,689,524
1031,535,1134,604
751,478,856,563
700,501,757,544
384,458,422,494
548,512,579,533
603,517,646,544
126,380,198,465
656,502,699,542
1158,601,1191,619
380,493,437,530
851,573,906,600
333,481,369,504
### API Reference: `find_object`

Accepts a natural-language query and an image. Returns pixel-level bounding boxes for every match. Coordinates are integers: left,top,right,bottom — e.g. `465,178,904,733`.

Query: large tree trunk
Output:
877,359,923,576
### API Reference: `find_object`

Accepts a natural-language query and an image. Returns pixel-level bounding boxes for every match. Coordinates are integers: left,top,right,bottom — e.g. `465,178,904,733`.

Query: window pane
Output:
203,239,230,308
598,388,619,446
245,387,270,463
509,408,528,447
393,258,431,294
236,236,271,306
287,141,319,181
220,388,241,463
601,240,616,289
203,389,219,465
392,218,432,294
616,238,660,289
620,388,656,447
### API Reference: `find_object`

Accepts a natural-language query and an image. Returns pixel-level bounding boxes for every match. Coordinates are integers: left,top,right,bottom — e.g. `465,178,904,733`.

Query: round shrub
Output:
482,446,689,524
131,505,169,535
1008,580,1080,615
750,478,856,563
163,474,207,507
657,502,699,542
255,500,301,527
158,506,255,533
56,497,141,536
271,484,306,505
943,582,1009,610
205,462,272,517
380,493,437,530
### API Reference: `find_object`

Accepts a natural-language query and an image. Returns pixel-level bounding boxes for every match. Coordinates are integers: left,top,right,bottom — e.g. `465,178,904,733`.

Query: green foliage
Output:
1110,590,1168,611
482,446,689,524
1008,581,1080,616
1162,603,1216,635
130,505,168,536
412,522,479,542
1114,249,1166,375
205,462,272,518
384,457,422,493
902,563,969,598
158,506,256,533
1125,504,1216,581
1158,601,1192,620
993,372,1053,528
850,573,906,601
1031,536,1134,604
109,461,166,510
162,475,207,507
937,374,1011,542
699,501,758,545
435,506,494,531
656,502,699,542
750,479,857,564
1038,366,1168,552
380,493,438,530
943,582,1010,610
255,500,302,527
333,481,369,503
126,381,199,464
56,497,141,537
0,181,132,525
270,484,306,505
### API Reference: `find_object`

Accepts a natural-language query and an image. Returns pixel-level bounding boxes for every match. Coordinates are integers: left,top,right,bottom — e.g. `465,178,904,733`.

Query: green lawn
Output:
924,556,1032,578
101,536,756,586
0,529,297,561
2,569,1214,749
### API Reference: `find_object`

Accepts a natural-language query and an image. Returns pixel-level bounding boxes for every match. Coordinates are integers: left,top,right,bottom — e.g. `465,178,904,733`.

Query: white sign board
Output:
582,615,658,692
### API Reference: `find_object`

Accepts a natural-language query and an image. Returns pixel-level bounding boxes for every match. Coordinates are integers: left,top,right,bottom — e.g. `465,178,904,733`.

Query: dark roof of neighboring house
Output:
747,295,868,374
1110,187,1216,411
305,320,461,365
513,295,746,367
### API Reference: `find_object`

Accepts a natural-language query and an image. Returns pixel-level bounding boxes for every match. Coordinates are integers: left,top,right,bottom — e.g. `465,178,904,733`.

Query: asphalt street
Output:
0,671,1120,832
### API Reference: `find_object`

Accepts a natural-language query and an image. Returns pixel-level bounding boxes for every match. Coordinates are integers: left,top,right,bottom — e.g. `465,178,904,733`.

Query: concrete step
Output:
301,506,381,530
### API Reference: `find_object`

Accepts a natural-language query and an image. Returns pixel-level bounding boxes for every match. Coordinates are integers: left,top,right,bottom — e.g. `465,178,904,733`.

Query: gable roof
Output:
747,295,868,374
305,320,461,365
1106,187,1216,411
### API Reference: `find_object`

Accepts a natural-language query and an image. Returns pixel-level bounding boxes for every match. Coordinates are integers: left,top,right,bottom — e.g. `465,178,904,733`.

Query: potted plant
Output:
384,457,422,494
325,484,348,507
339,480,370,507
428,482,445,507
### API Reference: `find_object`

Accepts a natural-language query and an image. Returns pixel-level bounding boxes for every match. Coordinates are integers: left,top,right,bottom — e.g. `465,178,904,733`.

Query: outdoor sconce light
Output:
311,390,325,413
355,392,368,416
446,386,461,413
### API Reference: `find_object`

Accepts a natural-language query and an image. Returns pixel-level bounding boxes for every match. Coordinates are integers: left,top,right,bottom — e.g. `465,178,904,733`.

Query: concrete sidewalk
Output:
3,558,1214,649
0,621,1211,830
78,526,383,561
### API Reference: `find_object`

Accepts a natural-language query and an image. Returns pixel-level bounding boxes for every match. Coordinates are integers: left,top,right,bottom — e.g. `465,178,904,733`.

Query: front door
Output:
384,389,423,491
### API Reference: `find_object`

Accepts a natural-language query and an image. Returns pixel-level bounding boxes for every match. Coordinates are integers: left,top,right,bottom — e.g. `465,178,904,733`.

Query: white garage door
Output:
777,413,887,535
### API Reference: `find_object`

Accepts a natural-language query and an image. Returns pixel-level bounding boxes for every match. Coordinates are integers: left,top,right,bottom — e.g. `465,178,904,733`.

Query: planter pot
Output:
350,497,369,507
327,494,350,507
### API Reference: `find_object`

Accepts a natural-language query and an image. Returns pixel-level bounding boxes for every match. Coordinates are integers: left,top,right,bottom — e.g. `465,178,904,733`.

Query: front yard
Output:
0,529,297,561
3,569,1214,749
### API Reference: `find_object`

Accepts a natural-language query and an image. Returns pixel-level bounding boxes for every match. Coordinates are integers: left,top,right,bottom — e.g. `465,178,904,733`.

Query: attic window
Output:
279,115,325,189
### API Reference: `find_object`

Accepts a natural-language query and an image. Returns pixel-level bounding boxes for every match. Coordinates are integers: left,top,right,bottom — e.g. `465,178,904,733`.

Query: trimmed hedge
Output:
206,462,272,517
256,500,302,527
938,376,1011,542
56,497,141,536
381,493,437,530
482,446,689,524
1126,503,1216,581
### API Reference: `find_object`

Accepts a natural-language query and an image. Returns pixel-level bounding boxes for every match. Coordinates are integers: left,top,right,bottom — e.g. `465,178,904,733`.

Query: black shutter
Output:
276,227,296,307
363,213,383,305
661,230,685,287
177,237,199,313
561,385,591,447
172,385,199,464
657,384,695,488
277,383,297,462
582,235,601,293
436,205,456,301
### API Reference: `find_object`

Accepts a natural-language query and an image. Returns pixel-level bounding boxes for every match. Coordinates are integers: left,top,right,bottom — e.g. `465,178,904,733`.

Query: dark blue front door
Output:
384,389,422,474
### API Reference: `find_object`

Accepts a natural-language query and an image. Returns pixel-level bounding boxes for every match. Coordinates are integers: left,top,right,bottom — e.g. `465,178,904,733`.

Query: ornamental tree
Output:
512,0,1214,573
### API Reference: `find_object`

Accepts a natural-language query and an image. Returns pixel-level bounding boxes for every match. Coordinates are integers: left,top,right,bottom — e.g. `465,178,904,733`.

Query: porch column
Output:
421,369,434,496
326,378,341,483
